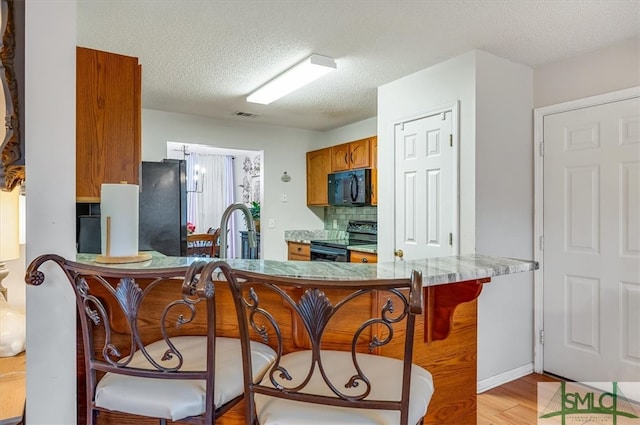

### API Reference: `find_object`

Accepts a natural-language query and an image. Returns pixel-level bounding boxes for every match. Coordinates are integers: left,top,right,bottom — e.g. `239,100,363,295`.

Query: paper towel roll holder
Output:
94,216,152,264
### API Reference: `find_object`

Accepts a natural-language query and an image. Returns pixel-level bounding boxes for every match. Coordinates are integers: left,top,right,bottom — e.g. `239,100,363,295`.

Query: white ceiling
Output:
77,1,640,132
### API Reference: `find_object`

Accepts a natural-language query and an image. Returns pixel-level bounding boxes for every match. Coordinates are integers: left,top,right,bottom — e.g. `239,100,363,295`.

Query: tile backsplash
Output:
323,206,377,230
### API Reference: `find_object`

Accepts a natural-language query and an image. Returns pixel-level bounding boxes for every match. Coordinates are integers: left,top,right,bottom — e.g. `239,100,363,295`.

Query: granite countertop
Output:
284,229,346,244
74,253,537,287
284,230,377,254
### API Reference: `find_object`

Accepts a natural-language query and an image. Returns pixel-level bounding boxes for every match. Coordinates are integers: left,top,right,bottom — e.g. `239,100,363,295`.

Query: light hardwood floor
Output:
477,373,561,425
0,351,25,425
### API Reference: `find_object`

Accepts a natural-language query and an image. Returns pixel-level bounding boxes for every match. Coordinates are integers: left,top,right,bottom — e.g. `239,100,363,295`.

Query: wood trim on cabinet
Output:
424,277,490,342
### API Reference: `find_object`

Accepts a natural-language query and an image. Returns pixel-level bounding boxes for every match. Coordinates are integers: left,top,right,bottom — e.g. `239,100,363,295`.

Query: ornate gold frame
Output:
0,0,23,192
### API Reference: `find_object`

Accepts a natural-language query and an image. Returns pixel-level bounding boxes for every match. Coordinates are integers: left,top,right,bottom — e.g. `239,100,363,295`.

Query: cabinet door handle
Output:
361,257,368,263
297,247,302,252
350,152,354,163
344,153,348,165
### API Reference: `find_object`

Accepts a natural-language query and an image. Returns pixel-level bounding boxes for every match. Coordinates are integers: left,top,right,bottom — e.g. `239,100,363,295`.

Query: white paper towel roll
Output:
100,183,139,257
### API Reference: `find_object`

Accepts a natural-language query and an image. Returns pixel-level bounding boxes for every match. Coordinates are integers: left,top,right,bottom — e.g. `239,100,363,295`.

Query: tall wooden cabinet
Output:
306,147,332,206
76,47,142,202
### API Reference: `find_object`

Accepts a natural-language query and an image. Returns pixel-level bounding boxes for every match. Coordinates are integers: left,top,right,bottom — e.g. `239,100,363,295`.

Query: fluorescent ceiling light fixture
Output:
247,54,337,105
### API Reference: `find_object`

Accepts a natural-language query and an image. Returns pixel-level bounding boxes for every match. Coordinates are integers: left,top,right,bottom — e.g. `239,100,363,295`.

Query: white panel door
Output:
543,96,640,382
394,111,457,260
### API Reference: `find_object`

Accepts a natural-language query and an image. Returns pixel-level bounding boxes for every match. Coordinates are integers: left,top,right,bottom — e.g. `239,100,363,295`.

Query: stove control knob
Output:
394,249,404,258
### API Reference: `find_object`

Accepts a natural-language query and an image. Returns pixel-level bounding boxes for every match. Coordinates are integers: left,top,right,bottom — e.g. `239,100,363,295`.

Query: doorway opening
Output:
166,142,263,258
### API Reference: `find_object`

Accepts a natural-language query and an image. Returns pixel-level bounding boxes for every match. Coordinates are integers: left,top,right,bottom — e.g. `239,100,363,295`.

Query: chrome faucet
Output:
219,202,257,259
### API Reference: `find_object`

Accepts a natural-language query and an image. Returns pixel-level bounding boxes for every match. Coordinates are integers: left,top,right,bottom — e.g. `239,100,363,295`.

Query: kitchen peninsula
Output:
65,254,537,425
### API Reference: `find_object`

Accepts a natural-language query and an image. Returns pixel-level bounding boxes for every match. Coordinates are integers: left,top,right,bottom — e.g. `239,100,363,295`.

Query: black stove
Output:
311,239,367,248
310,221,377,262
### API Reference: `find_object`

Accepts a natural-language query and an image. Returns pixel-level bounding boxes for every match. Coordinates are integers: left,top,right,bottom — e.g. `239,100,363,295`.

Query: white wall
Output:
317,117,377,148
25,2,77,423
474,51,534,383
378,50,536,384
142,109,325,260
534,37,640,108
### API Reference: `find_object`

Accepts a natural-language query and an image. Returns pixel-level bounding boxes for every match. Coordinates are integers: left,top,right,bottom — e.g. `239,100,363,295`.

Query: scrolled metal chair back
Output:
25,255,233,424
214,264,424,425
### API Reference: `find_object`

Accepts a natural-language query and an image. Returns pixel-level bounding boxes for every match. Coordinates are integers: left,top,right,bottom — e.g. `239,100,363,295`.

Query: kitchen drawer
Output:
287,242,310,261
350,251,377,263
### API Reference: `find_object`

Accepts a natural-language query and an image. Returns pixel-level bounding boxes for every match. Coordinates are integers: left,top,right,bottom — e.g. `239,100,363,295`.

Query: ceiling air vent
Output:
234,111,257,118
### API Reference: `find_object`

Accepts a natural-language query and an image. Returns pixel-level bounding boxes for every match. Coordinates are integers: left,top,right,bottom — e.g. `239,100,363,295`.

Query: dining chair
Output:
208,228,221,258
187,233,218,258
25,255,276,425
214,263,434,425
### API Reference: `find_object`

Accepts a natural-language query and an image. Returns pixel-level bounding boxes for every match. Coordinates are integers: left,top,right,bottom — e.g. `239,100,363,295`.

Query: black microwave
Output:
328,169,371,206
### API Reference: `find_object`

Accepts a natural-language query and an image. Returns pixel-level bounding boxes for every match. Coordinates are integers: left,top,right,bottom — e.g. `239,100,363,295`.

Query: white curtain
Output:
186,153,235,256
224,155,236,257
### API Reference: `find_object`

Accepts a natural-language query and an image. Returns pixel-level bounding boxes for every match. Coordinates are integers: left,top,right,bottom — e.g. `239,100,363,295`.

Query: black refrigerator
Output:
138,159,188,256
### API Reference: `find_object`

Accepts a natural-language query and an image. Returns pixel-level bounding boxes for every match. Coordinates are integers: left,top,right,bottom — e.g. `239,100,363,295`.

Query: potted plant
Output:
249,201,260,232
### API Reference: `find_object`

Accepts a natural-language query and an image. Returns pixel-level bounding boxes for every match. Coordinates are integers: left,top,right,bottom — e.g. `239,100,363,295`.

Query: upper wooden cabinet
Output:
370,136,378,205
306,147,332,206
370,136,377,169
330,137,372,172
370,168,378,206
307,136,376,206
76,47,142,202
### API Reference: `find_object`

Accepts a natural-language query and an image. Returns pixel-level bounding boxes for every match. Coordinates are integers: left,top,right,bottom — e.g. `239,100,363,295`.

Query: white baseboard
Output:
477,363,534,394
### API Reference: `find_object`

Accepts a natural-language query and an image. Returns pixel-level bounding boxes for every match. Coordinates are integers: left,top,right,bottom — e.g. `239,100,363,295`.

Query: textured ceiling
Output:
77,1,640,132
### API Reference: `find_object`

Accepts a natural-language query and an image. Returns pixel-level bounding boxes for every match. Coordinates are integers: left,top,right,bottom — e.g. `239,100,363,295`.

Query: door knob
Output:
394,249,404,258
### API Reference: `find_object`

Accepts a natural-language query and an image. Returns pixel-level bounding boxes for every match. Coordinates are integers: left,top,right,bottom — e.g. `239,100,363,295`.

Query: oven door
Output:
310,244,348,262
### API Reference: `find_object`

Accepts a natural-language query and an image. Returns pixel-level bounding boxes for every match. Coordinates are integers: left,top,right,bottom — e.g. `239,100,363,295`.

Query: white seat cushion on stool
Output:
255,350,434,425
95,335,276,421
